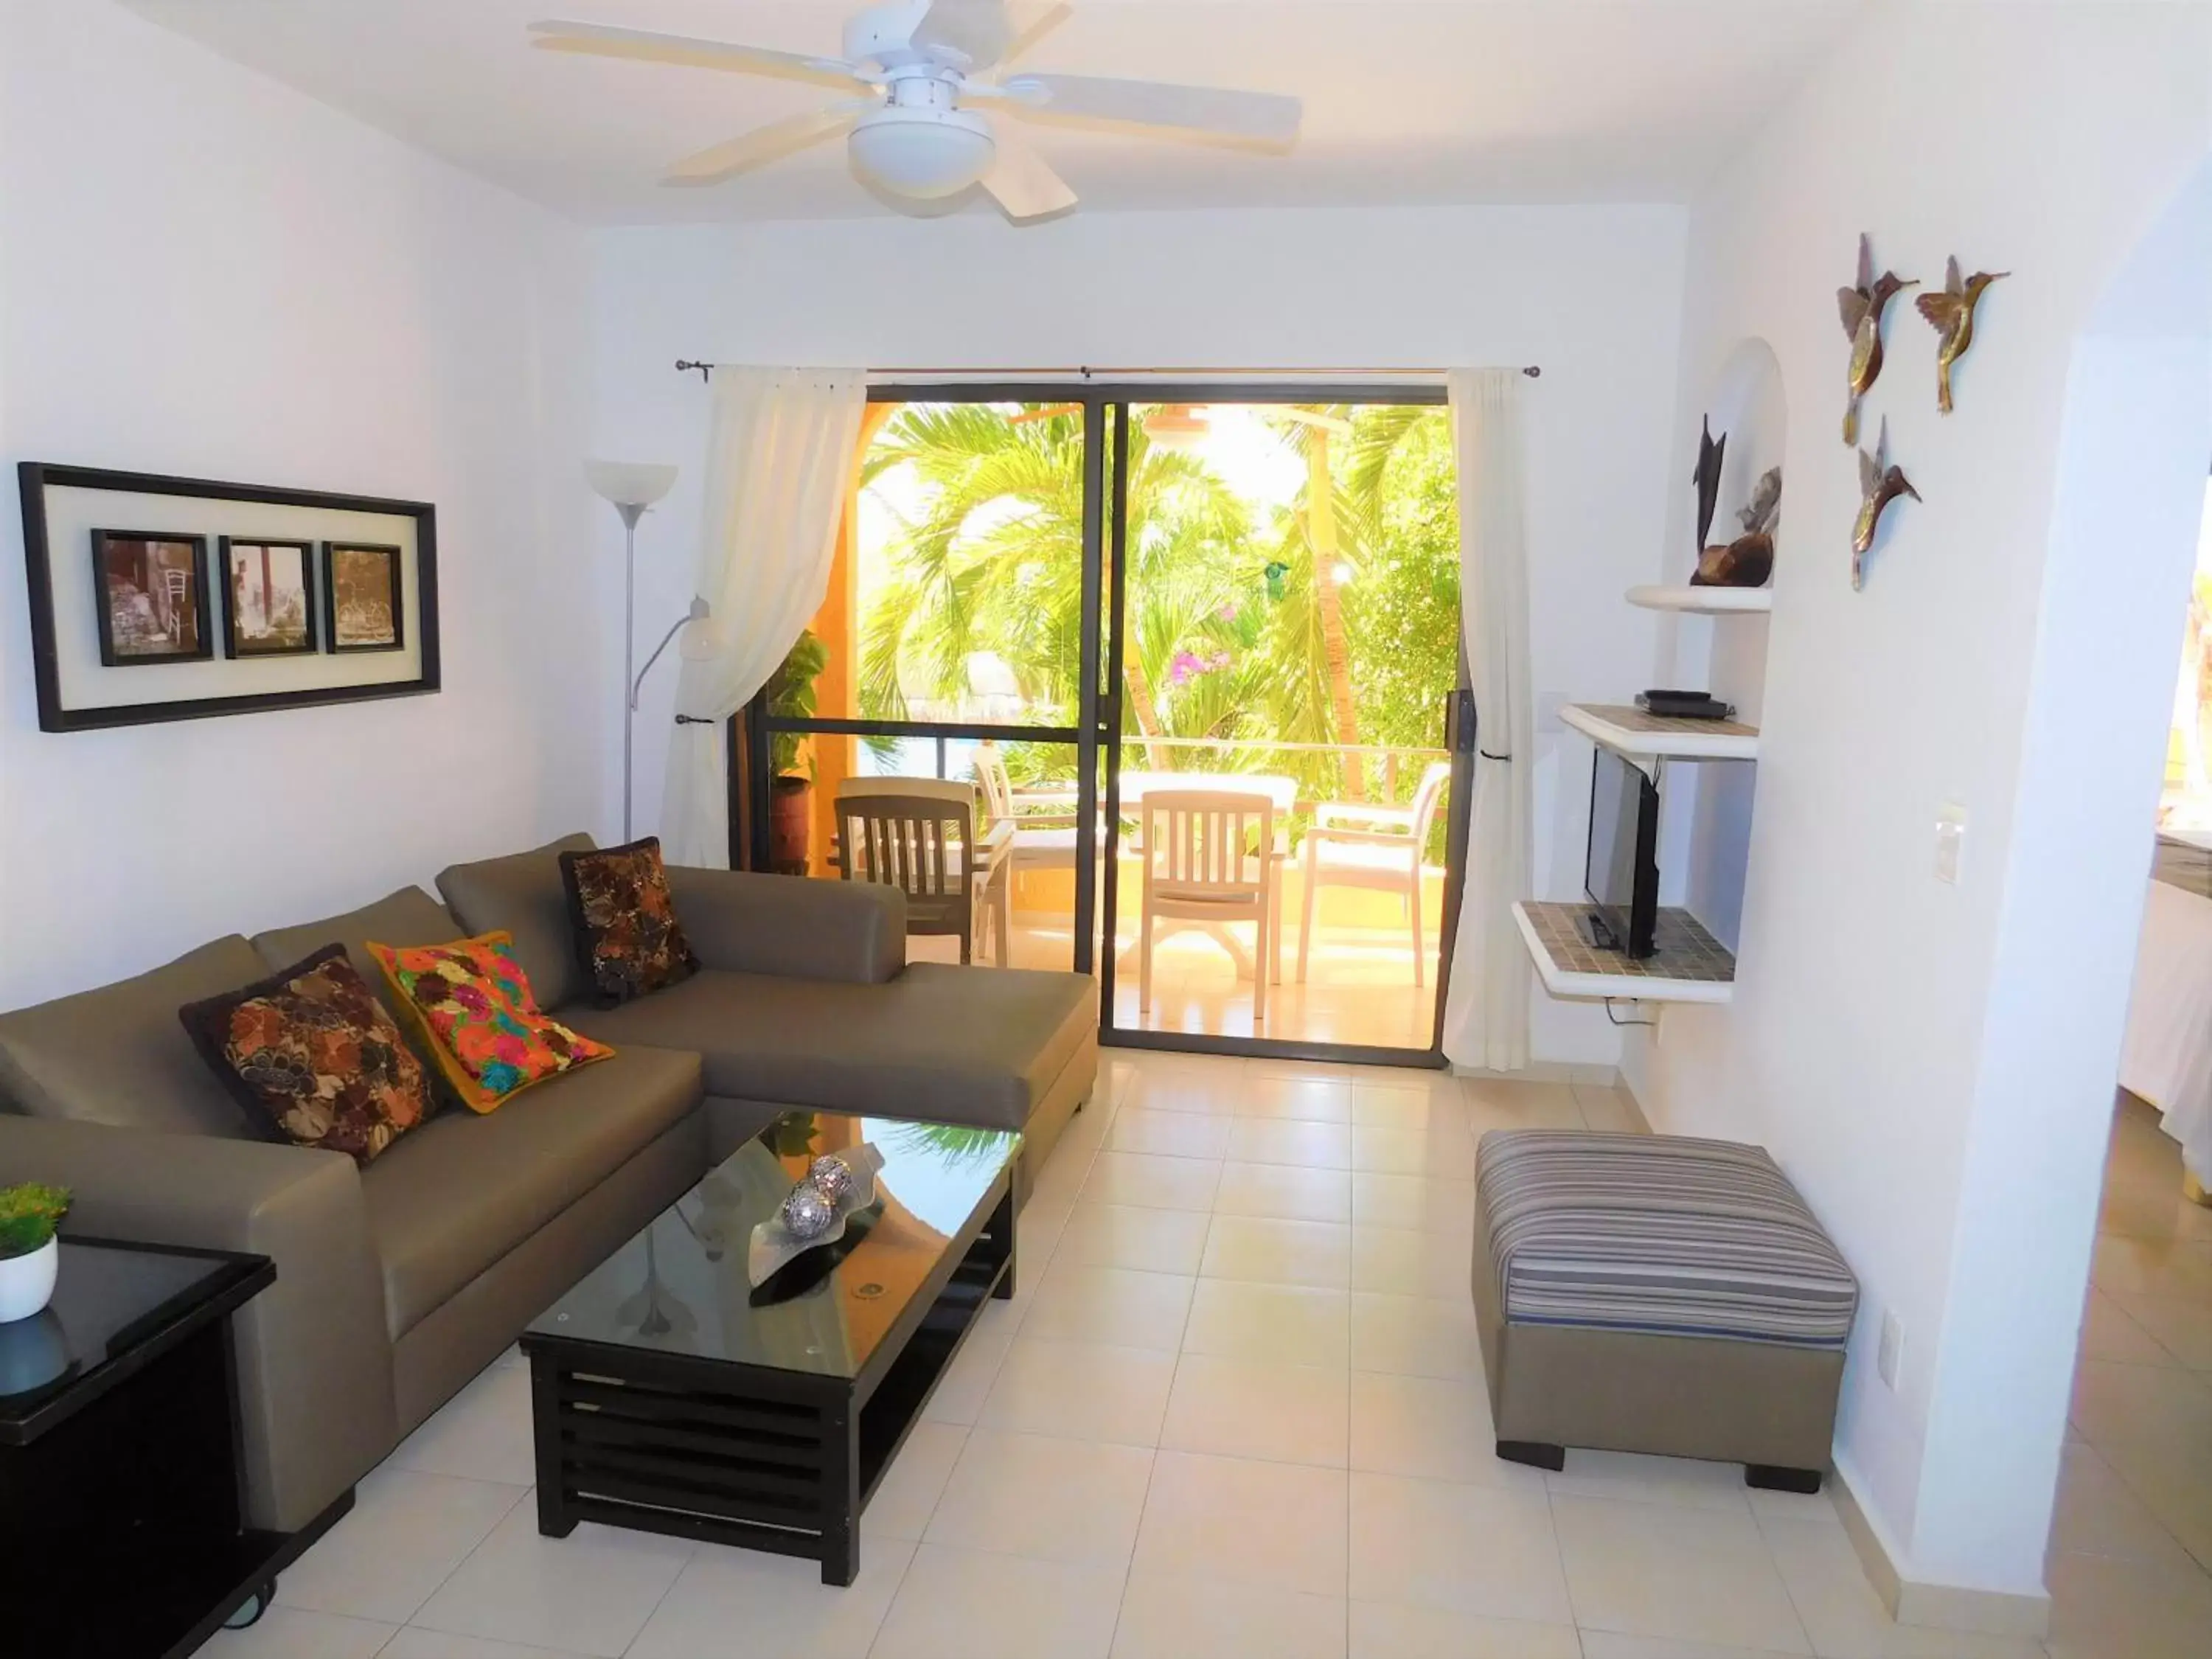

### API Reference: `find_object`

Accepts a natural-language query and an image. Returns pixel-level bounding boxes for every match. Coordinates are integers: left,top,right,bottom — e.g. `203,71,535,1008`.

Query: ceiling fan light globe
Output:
848,107,995,198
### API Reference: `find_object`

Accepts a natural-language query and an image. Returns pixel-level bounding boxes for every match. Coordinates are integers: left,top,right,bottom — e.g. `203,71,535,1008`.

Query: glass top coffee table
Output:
521,1110,1020,1585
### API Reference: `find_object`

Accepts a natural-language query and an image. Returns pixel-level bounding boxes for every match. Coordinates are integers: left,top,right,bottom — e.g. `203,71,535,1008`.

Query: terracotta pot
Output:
768,776,812,875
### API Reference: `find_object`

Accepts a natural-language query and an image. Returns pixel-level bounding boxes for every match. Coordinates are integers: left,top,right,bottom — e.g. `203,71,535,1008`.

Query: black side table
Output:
0,1237,353,1657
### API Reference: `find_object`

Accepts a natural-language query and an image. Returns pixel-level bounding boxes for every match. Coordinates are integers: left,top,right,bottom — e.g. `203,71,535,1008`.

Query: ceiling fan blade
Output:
979,120,1077,221
664,105,866,187
529,20,865,91
1000,72,1300,150
911,1,1017,68
1003,3,1074,65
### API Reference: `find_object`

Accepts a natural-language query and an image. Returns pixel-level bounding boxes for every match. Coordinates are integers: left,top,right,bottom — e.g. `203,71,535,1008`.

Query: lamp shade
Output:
586,460,678,508
678,598,719,662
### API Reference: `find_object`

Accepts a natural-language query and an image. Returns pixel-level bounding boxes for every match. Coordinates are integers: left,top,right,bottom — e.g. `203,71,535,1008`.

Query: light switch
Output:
1934,802,1967,886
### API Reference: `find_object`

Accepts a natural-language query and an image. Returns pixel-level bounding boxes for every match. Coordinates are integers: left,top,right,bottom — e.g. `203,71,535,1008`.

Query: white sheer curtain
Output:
1443,369,1534,1071
660,367,866,869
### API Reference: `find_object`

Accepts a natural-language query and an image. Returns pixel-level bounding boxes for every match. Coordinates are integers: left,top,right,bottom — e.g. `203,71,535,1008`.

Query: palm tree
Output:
859,404,1251,770
1262,404,1455,803
856,400,1458,809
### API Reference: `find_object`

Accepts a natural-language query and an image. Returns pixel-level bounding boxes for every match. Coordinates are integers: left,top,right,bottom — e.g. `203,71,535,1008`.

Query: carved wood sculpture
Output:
1694,467,1782,588
1692,414,1728,552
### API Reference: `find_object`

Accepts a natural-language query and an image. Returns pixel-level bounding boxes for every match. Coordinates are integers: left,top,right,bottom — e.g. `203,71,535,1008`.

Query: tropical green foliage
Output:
1340,409,1464,756
0,1181,69,1260
857,402,1460,805
766,629,828,779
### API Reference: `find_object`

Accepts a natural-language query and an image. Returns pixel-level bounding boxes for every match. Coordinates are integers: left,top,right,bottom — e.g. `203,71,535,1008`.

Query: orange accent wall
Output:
807,402,896,874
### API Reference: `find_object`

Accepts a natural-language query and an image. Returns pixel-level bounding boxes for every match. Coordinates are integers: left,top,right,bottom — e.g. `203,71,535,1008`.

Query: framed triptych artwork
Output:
18,463,440,731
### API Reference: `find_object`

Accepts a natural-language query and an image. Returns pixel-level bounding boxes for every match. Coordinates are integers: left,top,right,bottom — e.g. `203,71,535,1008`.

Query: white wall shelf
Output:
1625,584,1773,615
1561,702,1760,762
1513,901,1736,1005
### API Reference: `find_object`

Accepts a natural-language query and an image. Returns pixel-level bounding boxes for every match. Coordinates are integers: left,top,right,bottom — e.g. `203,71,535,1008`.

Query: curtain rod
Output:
671,361,1539,383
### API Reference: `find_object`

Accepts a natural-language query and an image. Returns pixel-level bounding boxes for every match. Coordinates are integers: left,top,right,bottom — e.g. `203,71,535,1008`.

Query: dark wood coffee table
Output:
521,1110,1018,1585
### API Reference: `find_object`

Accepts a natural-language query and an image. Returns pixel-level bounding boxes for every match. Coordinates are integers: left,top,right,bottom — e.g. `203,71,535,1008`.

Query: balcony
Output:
890,735,1453,1051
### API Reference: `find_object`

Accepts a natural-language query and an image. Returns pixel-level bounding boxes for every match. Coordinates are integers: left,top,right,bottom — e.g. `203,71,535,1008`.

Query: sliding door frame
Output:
751,379,1472,1069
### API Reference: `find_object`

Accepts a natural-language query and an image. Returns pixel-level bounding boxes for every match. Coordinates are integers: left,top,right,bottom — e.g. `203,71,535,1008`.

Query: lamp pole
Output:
587,460,678,846
617,501,647,843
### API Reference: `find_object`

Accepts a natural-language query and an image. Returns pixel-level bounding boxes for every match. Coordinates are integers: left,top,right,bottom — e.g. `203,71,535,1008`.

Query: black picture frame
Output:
322,542,405,654
218,537,318,658
18,462,439,732
90,529,213,668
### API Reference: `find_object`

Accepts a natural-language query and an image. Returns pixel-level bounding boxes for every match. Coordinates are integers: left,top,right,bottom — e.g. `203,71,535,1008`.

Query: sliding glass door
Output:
751,384,1472,1065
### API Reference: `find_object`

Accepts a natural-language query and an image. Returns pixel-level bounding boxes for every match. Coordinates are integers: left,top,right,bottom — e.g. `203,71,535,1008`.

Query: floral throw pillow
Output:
178,945,431,1165
559,837,700,1007
367,931,615,1114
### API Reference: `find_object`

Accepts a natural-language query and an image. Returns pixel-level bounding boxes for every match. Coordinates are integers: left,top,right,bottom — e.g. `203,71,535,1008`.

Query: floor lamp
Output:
587,460,683,842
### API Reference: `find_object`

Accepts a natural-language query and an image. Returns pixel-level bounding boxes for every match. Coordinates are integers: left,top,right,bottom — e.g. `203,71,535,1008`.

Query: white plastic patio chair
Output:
972,740,1115,914
1295,761,1453,987
1138,790,1284,1028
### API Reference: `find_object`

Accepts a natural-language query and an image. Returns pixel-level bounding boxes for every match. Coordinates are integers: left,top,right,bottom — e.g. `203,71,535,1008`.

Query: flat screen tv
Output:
1585,748,1660,959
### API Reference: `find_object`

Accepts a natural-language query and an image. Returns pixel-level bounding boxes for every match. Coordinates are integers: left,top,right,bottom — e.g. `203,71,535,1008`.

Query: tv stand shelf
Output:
1512,901,1736,1005
1561,703,1759,762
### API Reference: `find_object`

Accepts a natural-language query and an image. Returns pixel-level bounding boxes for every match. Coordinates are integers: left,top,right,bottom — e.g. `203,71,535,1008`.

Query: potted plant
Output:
765,629,828,874
0,1183,70,1323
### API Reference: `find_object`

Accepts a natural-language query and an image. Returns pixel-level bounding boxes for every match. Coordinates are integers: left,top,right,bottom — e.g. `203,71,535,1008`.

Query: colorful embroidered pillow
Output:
178,945,431,1166
559,836,700,1007
366,931,614,1113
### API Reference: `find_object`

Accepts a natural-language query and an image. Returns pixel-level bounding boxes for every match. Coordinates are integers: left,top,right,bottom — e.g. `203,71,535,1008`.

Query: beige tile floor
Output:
2046,1092,2212,1659
195,1060,2207,1658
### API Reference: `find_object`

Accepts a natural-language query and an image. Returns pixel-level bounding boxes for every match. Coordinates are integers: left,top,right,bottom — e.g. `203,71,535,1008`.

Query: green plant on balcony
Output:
765,630,830,874
768,628,829,781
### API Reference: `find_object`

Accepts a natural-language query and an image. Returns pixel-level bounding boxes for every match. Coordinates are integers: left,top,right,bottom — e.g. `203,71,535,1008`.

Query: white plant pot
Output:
0,1237,58,1323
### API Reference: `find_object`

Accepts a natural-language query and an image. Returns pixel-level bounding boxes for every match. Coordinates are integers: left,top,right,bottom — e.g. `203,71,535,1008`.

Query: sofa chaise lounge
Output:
0,833,1095,1543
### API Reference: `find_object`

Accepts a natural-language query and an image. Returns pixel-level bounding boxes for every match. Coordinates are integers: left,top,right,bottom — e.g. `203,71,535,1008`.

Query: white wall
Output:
0,0,604,1009
1623,1,2212,1604
588,202,1691,1065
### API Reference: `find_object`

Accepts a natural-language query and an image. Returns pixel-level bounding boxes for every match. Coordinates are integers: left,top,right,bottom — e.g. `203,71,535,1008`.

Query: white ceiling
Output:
124,0,1863,226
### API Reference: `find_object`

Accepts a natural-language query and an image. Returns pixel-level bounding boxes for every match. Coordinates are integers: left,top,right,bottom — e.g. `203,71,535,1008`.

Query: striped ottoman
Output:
1472,1130,1857,1492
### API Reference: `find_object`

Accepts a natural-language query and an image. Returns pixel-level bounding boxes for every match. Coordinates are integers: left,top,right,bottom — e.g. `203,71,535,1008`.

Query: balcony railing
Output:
973,733,1450,818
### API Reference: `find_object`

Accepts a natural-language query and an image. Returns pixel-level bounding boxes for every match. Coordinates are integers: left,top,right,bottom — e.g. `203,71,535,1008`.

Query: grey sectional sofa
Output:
0,834,1095,1541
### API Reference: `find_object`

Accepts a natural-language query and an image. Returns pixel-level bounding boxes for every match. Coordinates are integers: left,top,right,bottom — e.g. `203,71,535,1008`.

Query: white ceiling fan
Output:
529,1,1302,222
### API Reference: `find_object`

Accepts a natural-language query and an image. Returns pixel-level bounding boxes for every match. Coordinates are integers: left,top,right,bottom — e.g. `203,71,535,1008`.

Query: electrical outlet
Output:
1878,1310,1906,1391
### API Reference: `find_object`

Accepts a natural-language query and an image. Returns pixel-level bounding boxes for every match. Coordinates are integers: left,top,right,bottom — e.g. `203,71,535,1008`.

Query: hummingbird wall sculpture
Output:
1851,418,1920,591
1837,233,1917,446
1916,256,2008,414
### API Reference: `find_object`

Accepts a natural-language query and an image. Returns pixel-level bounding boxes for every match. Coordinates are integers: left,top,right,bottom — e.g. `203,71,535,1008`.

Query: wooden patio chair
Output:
832,776,1009,965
